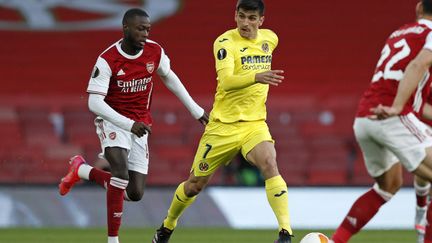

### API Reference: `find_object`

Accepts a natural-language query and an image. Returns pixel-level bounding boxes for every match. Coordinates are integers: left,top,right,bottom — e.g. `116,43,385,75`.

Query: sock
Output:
107,177,128,237
426,201,432,242
90,167,112,188
163,182,196,230
332,185,389,243
108,236,119,243
78,163,93,180
265,175,292,235
414,180,430,207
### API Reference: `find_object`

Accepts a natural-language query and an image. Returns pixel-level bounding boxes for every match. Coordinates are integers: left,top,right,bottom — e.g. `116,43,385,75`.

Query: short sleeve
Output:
214,36,235,72
424,32,432,51
157,48,171,77
87,57,112,95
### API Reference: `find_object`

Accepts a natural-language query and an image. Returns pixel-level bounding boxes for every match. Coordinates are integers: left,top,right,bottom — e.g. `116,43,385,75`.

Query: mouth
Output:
137,40,146,48
240,27,249,32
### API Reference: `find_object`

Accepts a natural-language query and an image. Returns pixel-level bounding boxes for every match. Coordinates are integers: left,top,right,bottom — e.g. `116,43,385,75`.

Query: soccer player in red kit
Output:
58,8,208,243
331,1,432,242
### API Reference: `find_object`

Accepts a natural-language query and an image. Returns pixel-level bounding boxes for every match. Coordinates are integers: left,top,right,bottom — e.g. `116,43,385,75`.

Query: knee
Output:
257,157,278,176
126,190,144,202
185,181,206,197
111,169,129,180
376,176,402,195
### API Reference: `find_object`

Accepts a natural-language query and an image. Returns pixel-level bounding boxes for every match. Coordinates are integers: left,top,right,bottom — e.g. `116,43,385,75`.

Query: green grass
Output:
0,227,417,243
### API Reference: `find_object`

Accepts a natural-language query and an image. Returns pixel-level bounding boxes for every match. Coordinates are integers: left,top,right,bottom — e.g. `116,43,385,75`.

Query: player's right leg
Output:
152,175,211,243
153,120,238,243
331,164,402,243
332,117,404,243
104,147,129,243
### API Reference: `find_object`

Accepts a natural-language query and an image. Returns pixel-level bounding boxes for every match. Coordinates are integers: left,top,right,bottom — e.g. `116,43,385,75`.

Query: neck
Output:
121,39,140,55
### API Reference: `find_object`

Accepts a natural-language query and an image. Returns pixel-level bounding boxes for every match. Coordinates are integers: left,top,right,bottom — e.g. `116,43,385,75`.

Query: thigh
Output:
104,147,129,179
354,118,398,177
191,121,240,177
95,117,133,157
128,134,149,174
241,121,273,159
382,113,432,172
126,170,147,197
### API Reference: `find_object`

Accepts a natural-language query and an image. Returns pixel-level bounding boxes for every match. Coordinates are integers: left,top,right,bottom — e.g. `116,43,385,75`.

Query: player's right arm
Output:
214,37,283,91
87,57,150,137
371,48,432,119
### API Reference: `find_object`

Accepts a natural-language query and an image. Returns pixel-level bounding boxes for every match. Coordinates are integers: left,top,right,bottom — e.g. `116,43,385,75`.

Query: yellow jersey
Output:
210,28,278,123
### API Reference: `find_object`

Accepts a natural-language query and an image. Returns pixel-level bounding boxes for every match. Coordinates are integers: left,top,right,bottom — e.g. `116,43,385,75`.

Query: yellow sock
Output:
163,182,196,230
265,175,292,234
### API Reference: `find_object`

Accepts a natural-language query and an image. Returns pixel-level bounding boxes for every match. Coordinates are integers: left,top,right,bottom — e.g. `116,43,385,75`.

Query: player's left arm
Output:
157,49,209,125
423,102,432,120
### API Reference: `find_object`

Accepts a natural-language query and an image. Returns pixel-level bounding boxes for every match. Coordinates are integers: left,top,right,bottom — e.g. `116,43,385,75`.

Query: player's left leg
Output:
246,141,292,243
414,175,429,243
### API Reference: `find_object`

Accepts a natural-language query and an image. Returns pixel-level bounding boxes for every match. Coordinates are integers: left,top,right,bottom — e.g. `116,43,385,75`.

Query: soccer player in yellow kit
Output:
152,1,292,242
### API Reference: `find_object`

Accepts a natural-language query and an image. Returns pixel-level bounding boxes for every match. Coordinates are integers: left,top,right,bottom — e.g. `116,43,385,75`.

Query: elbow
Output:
218,78,234,92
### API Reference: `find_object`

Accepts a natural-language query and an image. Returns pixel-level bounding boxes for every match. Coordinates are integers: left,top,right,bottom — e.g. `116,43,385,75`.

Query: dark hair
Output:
122,8,149,25
236,0,265,16
424,0,432,14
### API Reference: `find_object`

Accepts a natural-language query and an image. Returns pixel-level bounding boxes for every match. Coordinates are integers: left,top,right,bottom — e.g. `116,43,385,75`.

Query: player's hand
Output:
255,70,284,86
198,112,209,126
131,122,152,137
368,104,402,120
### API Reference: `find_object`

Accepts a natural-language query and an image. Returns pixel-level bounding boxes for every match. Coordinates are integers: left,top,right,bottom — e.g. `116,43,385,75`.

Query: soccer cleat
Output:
415,206,427,243
152,224,173,243
274,229,292,243
58,155,86,196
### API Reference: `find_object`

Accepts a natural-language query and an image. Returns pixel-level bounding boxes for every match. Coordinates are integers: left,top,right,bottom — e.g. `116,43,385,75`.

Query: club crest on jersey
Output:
109,132,116,140
261,42,269,53
91,66,100,78
146,62,155,73
198,161,209,172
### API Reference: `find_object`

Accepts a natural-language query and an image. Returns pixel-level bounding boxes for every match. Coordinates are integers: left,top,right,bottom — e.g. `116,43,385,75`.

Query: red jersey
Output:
87,39,171,125
356,19,432,117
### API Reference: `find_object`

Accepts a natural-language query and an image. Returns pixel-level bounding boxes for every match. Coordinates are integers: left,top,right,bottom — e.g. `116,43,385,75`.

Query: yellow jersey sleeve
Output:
214,35,256,91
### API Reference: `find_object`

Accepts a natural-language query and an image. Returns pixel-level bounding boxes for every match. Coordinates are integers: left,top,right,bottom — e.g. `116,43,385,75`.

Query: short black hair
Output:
424,0,432,14
122,8,149,25
236,0,265,16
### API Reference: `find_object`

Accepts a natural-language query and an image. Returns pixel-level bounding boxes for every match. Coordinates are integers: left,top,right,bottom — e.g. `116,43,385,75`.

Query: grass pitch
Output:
0,227,416,243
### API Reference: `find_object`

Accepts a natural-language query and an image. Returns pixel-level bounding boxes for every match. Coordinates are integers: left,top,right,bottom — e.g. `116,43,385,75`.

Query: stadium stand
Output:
0,0,416,186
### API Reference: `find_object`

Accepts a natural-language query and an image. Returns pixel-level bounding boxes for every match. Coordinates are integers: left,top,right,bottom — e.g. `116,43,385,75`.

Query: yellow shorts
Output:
191,120,273,177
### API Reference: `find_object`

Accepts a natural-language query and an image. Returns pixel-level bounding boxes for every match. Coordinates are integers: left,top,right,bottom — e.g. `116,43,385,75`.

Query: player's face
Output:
235,9,264,39
123,15,151,50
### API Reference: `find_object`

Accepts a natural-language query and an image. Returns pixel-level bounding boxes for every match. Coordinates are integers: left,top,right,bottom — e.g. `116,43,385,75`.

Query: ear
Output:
416,2,424,19
259,16,265,27
234,10,238,22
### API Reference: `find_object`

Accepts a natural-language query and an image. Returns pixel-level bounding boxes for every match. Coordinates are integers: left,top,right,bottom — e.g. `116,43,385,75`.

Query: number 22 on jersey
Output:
372,39,411,82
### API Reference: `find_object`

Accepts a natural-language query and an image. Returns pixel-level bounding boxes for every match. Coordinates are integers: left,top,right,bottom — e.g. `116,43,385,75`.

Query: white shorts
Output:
94,117,149,174
354,113,432,177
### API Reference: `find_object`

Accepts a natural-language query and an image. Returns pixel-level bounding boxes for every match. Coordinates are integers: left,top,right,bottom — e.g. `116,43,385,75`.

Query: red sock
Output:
417,194,428,207
107,177,128,237
90,168,111,188
332,189,386,243
425,203,432,242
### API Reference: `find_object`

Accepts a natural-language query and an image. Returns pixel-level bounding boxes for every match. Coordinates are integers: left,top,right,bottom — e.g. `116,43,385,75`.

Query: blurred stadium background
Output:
0,0,421,235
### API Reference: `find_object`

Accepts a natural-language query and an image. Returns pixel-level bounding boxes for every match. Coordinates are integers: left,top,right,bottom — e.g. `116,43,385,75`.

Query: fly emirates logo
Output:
117,77,152,93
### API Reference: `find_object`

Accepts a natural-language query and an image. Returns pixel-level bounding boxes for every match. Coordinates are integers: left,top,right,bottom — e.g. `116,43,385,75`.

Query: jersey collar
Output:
419,19,432,29
115,39,143,59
